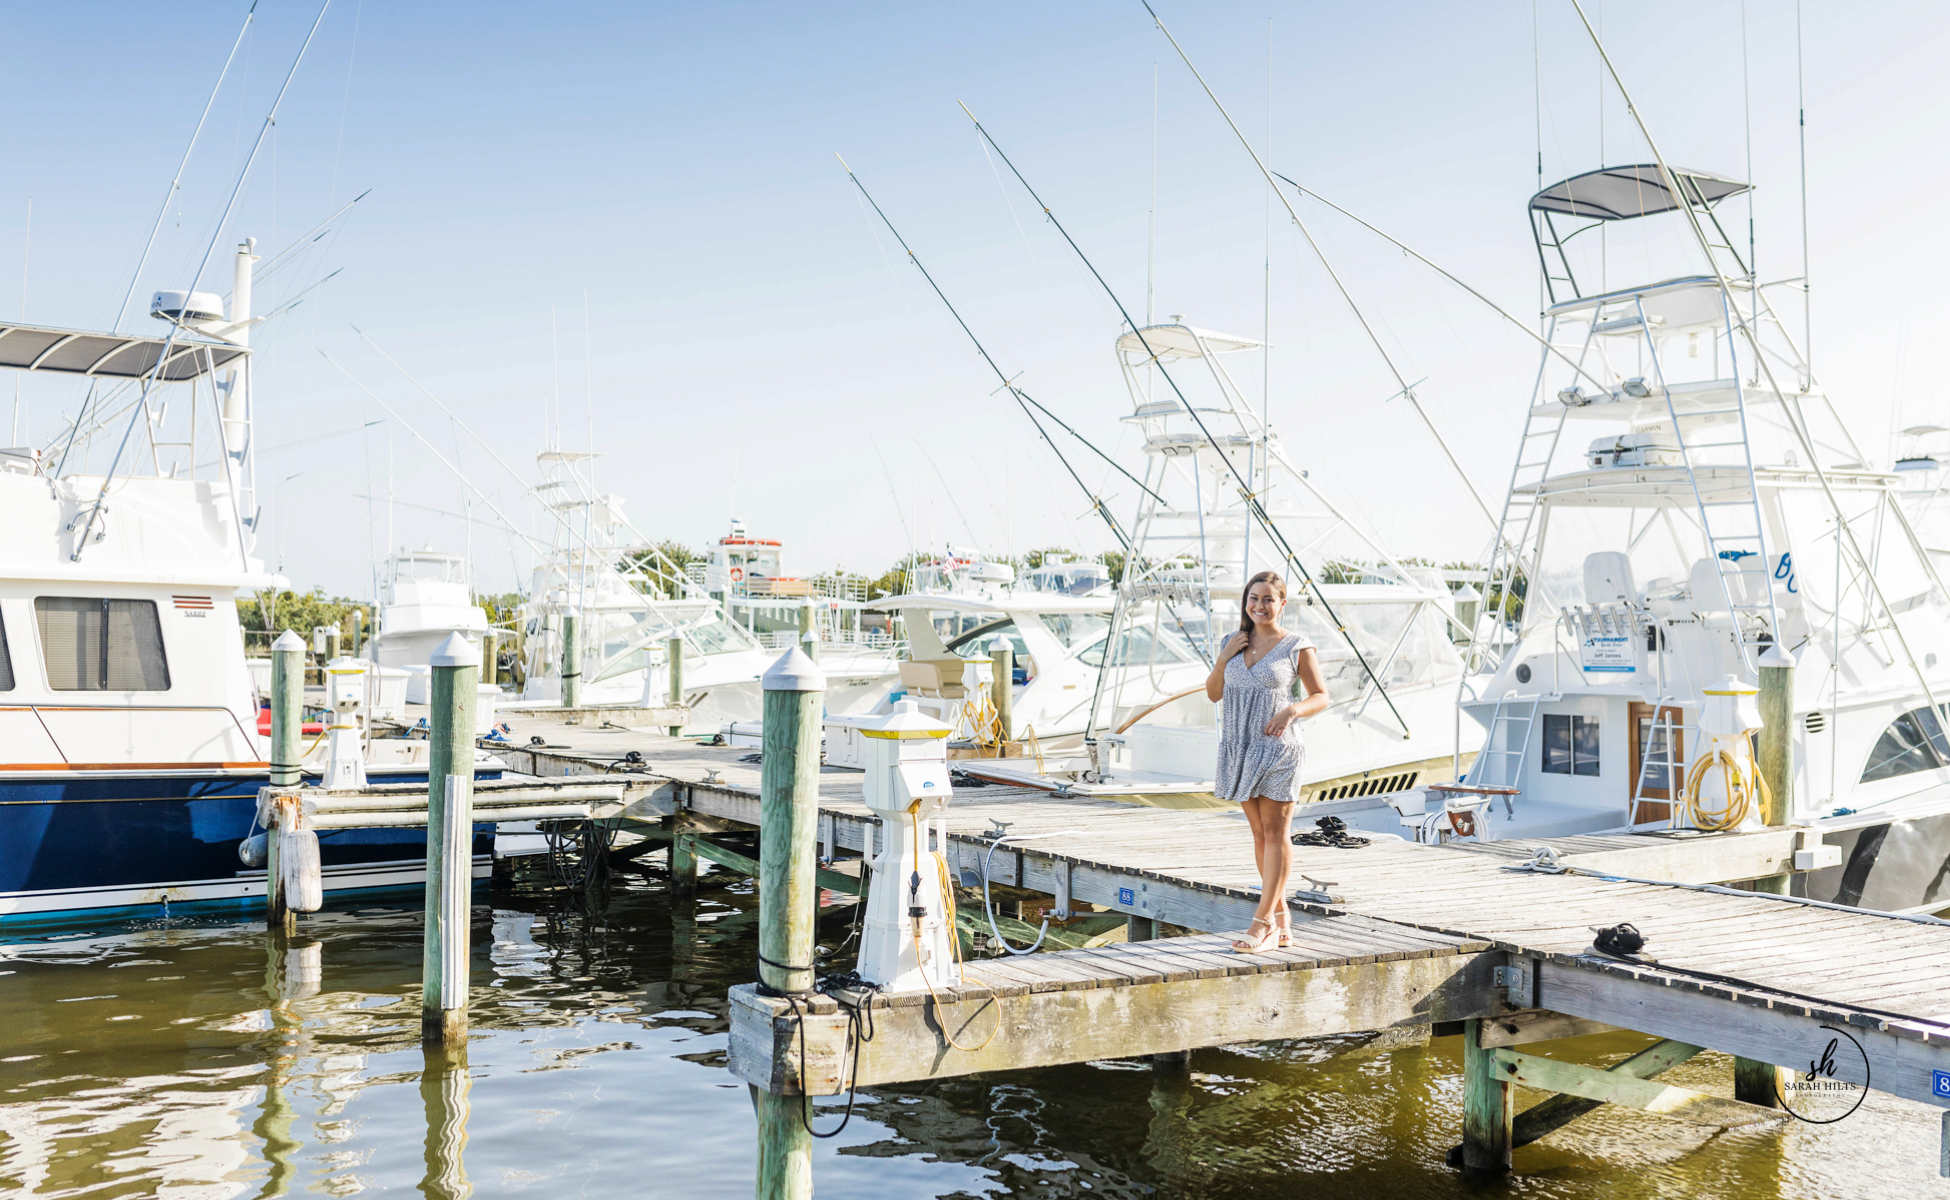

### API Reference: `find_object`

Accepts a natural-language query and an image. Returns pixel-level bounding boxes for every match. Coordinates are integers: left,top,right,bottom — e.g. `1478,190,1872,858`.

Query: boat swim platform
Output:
481,713,1950,1114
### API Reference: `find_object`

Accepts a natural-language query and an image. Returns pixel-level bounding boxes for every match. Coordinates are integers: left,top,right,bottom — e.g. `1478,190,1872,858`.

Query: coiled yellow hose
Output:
1679,749,1771,832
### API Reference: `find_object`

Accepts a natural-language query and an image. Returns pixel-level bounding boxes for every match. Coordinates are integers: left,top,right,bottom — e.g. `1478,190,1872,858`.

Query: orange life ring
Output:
729,566,744,582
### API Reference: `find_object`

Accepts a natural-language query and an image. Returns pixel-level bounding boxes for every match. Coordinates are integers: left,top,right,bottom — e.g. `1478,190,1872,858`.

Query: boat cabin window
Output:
35,598,171,691
1859,704,1950,783
0,612,13,691
1077,627,1190,669
1541,713,1600,776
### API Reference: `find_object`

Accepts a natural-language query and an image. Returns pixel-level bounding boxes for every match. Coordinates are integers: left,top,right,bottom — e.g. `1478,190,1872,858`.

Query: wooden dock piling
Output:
667,636,685,737
266,631,306,934
423,633,479,1049
560,609,580,709
754,648,825,1200
798,599,817,663
1752,647,1795,897
669,812,699,903
1459,1017,1513,1174
991,642,1013,743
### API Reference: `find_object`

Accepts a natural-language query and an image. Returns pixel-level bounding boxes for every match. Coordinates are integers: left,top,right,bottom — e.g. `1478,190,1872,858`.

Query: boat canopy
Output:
1529,165,1751,221
0,321,248,380
1115,323,1263,362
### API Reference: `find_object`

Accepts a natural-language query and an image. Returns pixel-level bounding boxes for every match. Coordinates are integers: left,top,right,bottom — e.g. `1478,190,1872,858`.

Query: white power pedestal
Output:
856,700,958,993
323,657,368,792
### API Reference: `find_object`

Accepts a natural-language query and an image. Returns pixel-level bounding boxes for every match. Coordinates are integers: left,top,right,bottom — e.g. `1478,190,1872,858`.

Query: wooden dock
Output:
479,709,1950,1179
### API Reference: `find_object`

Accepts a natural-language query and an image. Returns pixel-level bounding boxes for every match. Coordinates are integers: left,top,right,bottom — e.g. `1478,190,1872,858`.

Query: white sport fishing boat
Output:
510,452,770,732
367,549,488,670
1309,160,1950,914
960,320,1470,805
0,241,498,922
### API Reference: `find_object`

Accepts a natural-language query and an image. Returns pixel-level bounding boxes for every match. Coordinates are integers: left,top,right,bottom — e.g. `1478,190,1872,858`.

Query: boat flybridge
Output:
0,240,498,922
960,319,1470,807
509,452,771,733
368,549,489,672
1363,162,1950,913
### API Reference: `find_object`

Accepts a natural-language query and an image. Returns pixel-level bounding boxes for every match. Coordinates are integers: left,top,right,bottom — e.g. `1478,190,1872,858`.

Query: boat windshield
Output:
1077,627,1192,668
1039,612,1110,649
947,620,1029,662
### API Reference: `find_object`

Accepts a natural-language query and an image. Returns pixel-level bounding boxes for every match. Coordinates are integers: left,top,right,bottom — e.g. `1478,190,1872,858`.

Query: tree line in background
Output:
236,550,1509,644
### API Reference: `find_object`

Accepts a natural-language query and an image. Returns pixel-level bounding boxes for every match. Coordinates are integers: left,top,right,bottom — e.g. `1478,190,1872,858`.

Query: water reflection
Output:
420,1045,471,1200
0,868,1944,1198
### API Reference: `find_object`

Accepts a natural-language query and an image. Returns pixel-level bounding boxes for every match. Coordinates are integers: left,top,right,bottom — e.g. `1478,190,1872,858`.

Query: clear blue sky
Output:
2,1,1944,597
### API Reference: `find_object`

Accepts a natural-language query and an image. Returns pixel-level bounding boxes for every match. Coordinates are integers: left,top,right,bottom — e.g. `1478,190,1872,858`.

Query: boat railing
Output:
754,628,902,654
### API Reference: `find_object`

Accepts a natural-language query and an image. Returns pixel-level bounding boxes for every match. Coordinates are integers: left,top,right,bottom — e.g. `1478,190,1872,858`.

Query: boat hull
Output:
1803,811,1950,915
0,767,496,923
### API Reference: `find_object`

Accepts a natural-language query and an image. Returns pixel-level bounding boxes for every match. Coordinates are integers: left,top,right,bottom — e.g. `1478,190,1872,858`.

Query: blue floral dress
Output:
1214,632,1312,804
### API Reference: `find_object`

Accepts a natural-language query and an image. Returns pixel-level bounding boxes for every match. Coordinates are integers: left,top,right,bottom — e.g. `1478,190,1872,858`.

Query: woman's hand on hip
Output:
1263,705,1300,738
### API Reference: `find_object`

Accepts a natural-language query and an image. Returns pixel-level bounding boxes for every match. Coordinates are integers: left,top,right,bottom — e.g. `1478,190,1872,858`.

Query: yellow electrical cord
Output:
1679,749,1771,832
908,805,1001,1052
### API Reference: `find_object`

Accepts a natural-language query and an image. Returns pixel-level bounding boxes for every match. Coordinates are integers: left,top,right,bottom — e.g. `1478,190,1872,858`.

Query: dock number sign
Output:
1118,887,1135,906
1934,1069,1950,1099
1580,634,1635,673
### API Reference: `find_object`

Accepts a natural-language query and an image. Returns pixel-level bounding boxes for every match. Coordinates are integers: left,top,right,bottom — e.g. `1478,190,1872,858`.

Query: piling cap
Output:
762,646,826,692
861,697,953,740
1702,673,1759,696
1758,644,1798,670
271,630,306,653
429,632,478,668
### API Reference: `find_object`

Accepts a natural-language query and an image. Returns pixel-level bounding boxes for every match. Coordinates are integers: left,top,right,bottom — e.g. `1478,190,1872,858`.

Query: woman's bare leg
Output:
1253,798,1297,938
1234,799,1277,948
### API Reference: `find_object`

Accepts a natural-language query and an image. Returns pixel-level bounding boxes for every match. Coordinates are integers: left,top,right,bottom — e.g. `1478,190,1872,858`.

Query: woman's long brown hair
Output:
1239,571,1288,634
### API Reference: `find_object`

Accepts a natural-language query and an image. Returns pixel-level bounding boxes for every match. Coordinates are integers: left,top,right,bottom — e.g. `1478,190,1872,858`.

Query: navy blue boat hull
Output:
0,768,498,924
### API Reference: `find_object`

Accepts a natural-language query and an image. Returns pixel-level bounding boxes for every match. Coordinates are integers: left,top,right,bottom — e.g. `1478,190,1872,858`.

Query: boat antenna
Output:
1136,1,1498,531
319,350,546,554
67,0,333,557
955,103,1414,738
111,1,258,334
1268,174,1611,396
914,439,984,550
56,0,259,476
835,152,1150,555
1795,0,1811,390
348,327,706,598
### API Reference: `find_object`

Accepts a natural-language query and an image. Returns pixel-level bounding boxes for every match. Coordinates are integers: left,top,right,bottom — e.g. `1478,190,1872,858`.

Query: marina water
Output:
3,870,1945,1198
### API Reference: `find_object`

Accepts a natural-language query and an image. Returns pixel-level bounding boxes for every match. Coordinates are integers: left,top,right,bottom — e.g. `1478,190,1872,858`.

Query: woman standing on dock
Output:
1207,571,1330,953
